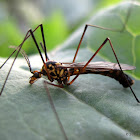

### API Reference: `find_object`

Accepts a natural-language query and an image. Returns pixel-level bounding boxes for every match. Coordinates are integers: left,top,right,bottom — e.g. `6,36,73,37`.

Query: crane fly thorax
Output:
41,61,69,85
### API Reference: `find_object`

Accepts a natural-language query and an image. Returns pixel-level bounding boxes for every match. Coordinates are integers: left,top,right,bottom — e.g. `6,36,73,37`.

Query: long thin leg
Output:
72,24,123,63
73,4,134,64
40,24,49,61
29,29,52,81
43,81,68,140
73,1,134,62
0,27,46,95
0,30,31,95
68,38,140,103
7,24,48,72
69,38,109,85
0,24,45,69
44,80,64,88
29,29,45,64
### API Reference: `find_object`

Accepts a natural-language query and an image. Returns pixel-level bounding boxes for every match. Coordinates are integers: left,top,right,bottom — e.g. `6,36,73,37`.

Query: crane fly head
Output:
29,71,42,84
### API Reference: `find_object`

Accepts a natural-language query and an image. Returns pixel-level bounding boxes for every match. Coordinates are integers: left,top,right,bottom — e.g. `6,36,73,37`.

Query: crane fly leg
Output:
68,37,140,103
0,24,44,69
44,81,64,88
73,24,124,63
43,81,68,140
0,29,31,95
72,2,133,63
0,24,47,95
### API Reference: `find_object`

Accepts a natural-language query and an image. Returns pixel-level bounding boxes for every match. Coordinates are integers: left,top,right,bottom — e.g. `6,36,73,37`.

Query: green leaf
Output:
0,1,140,140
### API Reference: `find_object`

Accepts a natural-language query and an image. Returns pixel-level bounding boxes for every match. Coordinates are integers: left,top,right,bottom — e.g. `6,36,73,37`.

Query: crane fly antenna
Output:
44,81,68,140
9,46,33,73
40,42,49,60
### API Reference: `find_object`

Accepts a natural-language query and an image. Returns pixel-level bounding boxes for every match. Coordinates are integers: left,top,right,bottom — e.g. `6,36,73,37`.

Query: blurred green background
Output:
0,0,126,57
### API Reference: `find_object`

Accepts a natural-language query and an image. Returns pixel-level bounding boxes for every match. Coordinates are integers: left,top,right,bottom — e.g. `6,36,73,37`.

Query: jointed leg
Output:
73,5,134,63
69,37,140,103
68,38,109,85
43,81,68,140
0,24,45,69
27,29,53,82
9,28,47,73
44,80,64,88
72,24,122,63
29,29,45,64
0,24,49,95
39,24,49,61
0,30,31,95
73,2,134,63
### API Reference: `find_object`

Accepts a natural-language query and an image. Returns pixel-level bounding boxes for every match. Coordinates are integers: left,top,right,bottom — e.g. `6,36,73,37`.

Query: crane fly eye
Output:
34,72,40,78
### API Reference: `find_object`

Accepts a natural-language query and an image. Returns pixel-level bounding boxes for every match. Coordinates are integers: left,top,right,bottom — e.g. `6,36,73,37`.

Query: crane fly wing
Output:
57,61,135,71
70,62,136,71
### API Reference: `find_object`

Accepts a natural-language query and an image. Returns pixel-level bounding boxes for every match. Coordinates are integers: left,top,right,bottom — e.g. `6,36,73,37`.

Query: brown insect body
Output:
29,60,135,88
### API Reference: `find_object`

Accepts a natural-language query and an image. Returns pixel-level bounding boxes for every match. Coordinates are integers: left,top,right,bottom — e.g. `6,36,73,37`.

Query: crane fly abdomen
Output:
95,70,134,88
68,61,135,88
69,68,134,87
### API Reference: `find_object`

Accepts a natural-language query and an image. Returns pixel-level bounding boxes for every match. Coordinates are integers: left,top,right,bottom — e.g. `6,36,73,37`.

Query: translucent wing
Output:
57,61,135,71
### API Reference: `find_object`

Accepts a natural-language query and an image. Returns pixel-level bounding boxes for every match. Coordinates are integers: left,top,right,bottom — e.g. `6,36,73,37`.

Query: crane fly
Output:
0,23,139,101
